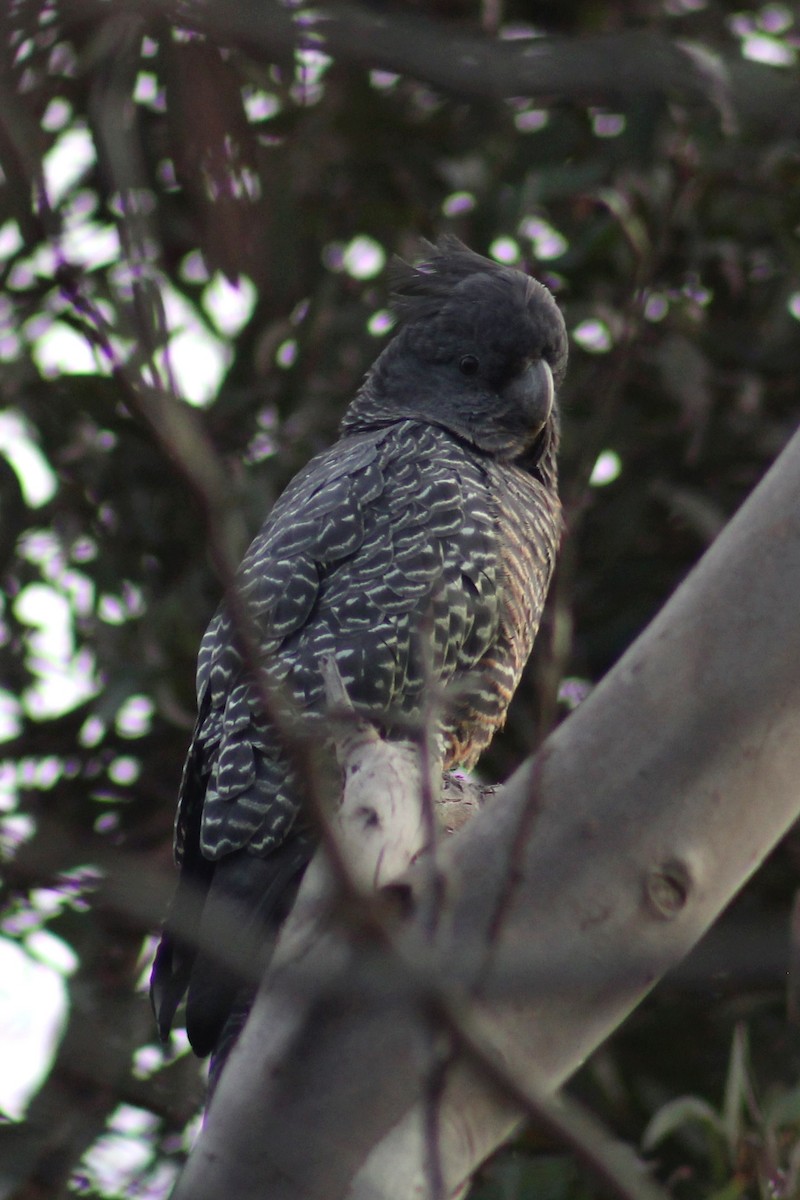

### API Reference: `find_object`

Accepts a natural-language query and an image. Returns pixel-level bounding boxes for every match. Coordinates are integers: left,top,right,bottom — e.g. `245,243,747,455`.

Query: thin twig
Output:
437,993,669,1200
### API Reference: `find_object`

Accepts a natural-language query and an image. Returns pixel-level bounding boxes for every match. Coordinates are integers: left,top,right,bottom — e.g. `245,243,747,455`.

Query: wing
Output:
153,422,557,1056
175,420,501,867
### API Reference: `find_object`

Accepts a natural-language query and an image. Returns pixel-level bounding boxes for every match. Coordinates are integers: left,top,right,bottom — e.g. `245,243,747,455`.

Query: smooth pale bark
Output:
172,424,800,1200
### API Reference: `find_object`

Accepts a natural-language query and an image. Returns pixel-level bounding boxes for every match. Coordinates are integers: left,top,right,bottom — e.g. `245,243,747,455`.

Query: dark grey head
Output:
342,236,568,464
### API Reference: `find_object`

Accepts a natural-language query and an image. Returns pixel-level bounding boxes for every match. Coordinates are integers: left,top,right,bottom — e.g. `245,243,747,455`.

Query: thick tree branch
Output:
173,422,800,1199
70,0,800,132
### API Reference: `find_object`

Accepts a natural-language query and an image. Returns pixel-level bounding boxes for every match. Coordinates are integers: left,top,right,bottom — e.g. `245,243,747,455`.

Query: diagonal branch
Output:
172,417,800,1200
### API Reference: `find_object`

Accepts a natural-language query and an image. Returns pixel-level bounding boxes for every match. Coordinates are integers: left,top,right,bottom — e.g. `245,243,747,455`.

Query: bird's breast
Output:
494,463,561,680
443,460,560,769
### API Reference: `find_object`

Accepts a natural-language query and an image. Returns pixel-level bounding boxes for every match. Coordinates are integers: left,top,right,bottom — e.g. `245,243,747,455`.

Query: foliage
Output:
0,0,799,1196
642,1023,800,1199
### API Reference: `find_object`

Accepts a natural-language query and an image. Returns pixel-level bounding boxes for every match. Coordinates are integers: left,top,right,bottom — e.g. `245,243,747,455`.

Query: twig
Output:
438,994,669,1200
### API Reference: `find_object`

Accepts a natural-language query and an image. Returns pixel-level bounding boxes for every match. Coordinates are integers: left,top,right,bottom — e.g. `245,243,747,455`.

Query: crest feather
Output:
390,236,510,324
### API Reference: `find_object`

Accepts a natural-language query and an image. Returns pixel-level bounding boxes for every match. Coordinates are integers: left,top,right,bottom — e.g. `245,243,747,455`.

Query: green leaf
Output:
722,1023,751,1154
469,1154,591,1200
705,1179,746,1200
641,1096,724,1152
763,1083,800,1130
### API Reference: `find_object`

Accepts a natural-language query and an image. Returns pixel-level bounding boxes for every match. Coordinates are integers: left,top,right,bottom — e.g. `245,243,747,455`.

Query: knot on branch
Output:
644,859,692,920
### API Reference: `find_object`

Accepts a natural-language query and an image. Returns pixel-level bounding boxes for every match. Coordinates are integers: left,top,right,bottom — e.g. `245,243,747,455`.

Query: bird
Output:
150,236,568,1075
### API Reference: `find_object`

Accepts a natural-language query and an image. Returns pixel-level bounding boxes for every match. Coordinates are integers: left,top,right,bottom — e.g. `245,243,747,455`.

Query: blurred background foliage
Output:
0,1,799,1197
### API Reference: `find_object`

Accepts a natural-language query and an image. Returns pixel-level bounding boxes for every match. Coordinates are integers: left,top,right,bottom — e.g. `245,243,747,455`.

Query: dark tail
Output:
150,834,313,1066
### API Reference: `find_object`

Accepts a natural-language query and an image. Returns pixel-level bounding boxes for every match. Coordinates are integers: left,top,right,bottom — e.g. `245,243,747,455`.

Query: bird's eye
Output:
459,355,480,376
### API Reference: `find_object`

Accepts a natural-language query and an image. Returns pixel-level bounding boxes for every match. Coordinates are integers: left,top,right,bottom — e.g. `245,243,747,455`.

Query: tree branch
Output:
64,0,800,135
172,420,800,1199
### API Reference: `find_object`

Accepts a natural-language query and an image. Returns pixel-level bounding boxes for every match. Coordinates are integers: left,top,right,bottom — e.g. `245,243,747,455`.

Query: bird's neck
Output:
341,382,560,492
339,385,404,436
518,415,559,490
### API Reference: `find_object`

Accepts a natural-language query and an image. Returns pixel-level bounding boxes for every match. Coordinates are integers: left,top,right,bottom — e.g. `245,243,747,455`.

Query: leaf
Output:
641,1096,724,1152
763,1083,800,1130
469,1153,590,1200
653,332,713,458
164,39,268,284
722,1022,751,1154
705,1179,746,1200
649,480,728,545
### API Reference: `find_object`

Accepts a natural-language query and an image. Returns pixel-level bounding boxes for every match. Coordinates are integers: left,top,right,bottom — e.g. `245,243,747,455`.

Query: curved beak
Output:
500,358,554,433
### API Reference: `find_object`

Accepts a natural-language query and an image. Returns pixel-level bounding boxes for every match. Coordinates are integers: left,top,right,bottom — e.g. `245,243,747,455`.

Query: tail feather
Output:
150,834,313,1061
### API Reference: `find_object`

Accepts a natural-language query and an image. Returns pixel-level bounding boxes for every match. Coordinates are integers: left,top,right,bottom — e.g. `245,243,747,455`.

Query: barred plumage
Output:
151,236,568,1066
